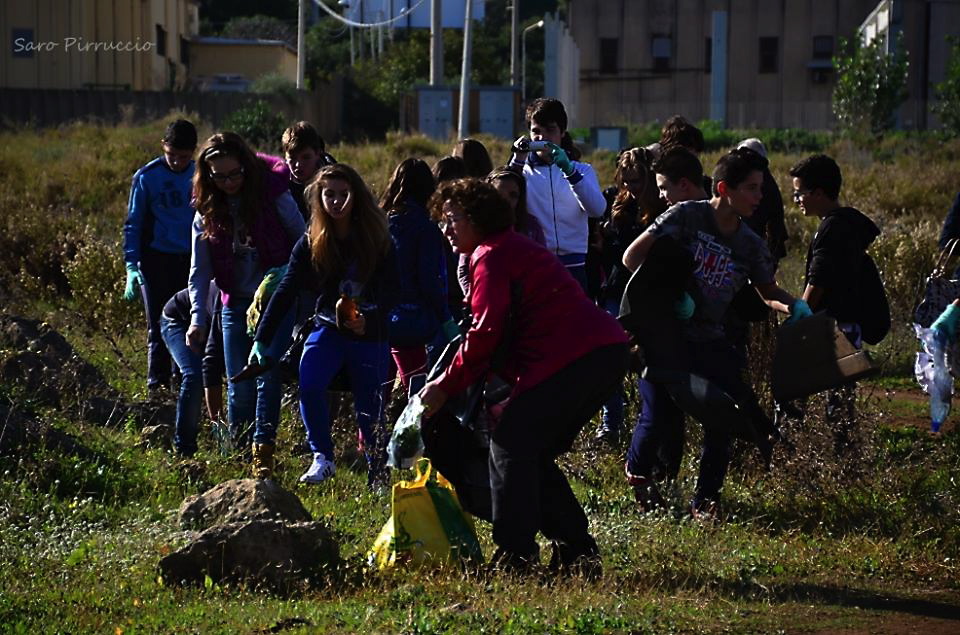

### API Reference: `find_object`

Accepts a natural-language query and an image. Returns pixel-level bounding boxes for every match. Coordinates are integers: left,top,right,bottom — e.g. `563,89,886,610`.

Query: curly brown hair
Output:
428,177,514,237
612,147,663,228
193,132,265,238
305,163,392,284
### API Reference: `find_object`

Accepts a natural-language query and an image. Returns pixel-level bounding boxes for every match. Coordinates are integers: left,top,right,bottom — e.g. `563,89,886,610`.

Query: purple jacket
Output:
206,154,294,299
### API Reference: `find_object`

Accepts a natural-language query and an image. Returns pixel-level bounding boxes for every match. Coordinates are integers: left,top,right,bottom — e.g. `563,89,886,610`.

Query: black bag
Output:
388,303,439,348
857,253,890,345
278,316,316,384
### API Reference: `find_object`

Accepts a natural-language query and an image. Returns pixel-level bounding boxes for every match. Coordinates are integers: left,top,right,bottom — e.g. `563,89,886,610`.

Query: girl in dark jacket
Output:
252,164,398,486
187,132,304,478
380,159,454,390
596,148,664,443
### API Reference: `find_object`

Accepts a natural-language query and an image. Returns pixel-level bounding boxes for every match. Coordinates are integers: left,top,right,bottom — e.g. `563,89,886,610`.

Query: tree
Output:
933,37,960,136
221,15,295,46
832,33,909,135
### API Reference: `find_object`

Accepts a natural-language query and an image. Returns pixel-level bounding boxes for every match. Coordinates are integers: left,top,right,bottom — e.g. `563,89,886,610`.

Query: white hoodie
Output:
519,155,606,258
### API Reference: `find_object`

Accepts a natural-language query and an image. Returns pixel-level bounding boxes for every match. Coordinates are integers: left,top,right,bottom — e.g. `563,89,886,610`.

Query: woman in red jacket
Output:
419,178,629,577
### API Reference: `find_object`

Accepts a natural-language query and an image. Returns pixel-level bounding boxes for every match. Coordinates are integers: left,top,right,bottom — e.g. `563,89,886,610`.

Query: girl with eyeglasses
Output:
454,169,545,298
187,132,305,478
252,164,399,487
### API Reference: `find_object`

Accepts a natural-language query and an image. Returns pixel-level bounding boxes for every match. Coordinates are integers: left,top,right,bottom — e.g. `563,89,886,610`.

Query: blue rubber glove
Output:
674,292,695,321
248,340,268,366
546,142,576,177
123,263,144,302
932,302,960,342
785,298,813,325
440,318,459,343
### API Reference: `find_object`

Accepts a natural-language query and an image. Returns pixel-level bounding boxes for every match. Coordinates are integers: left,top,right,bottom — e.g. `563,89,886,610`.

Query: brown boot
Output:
251,443,275,480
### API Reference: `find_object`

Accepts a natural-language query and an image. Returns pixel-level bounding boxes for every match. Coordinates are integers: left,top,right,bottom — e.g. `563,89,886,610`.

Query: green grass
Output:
2,119,960,632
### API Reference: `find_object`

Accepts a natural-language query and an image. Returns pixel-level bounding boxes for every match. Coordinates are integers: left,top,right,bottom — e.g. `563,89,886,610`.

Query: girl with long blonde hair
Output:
252,163,398,486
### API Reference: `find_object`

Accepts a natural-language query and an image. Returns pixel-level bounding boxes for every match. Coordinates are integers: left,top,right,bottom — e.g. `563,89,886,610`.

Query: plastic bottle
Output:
928,330,952,433
335,282,359,329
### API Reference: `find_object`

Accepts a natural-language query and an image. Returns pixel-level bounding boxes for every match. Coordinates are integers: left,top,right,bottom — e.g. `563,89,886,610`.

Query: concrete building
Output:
189,37,298,91
859,0,960,129
2,0,198,90
566,0,960,130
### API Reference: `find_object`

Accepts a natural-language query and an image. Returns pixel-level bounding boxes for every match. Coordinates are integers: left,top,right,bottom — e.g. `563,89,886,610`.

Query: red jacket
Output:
437,229,627,399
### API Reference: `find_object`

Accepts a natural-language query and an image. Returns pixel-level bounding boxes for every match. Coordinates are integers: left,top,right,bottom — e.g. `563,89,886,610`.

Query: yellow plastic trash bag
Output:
368,458,483,569
246,265,287,337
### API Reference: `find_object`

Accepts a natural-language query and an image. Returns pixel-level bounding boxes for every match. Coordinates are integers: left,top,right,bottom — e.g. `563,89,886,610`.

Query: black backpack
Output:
857,253,890,345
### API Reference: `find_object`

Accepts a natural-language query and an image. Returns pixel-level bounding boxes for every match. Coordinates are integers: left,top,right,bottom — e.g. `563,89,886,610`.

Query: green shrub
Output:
249,72,299,101
833,34,909,135
933,36,960,136
222,100,286,153
62,228,141,338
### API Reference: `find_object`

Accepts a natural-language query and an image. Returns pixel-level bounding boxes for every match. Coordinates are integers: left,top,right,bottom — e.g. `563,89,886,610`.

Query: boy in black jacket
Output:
789,154,881,453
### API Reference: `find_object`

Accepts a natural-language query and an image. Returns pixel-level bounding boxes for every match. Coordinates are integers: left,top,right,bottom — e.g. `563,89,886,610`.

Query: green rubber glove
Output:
248,340,268,366
932,302,960,342
123,263,144,302
440,318,460,343
546,142,576,177
785,298,813,325
674,292,695,321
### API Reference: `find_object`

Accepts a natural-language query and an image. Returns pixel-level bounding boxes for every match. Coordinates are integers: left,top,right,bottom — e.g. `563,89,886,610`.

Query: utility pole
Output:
457,0,473,138
297,0,306,89
377,10,384,59
430,0,443,85
510,0,519,87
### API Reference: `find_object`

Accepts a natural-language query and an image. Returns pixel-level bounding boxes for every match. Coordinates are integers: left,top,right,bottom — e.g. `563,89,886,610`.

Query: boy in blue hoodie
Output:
122,119,198,393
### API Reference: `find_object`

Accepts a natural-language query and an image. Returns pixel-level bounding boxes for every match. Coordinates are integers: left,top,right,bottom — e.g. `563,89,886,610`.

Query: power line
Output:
312,0,428,28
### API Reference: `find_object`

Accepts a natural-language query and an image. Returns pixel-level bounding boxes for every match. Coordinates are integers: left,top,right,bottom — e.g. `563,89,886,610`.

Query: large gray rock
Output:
159,520,339,590
178,479,312,530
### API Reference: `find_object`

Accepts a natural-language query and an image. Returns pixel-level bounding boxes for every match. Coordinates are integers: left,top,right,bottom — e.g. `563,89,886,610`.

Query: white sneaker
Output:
299,453,336,484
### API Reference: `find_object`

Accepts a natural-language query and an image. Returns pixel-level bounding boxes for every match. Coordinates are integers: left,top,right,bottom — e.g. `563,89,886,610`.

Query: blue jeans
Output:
160,316,203,456
599,298,625,434
299,326,390,460
626,338,746,506
221,296,295,446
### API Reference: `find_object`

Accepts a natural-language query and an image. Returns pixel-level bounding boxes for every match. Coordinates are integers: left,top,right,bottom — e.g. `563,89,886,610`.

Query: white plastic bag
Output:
387,395,426,469
914,324,953,432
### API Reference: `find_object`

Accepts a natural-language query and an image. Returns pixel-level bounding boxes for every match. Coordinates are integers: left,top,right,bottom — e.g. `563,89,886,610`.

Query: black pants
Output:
489,343,629,559
140,249,190,389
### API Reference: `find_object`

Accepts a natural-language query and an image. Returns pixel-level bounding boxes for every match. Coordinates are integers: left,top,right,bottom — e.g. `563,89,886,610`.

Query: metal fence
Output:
0,79,343,142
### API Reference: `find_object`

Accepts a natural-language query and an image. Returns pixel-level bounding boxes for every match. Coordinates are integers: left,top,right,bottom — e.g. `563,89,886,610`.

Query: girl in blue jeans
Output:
253,164,399,486
187,132,305,478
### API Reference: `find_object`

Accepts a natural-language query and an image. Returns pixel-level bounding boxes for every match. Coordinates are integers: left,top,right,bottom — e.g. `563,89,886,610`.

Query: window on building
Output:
599,38,618,74
812,35,834,60
651,35,672,73
180,36,189,66
12,28,34,58
758,36,778,73
155,24,167,57
705,37,712,73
